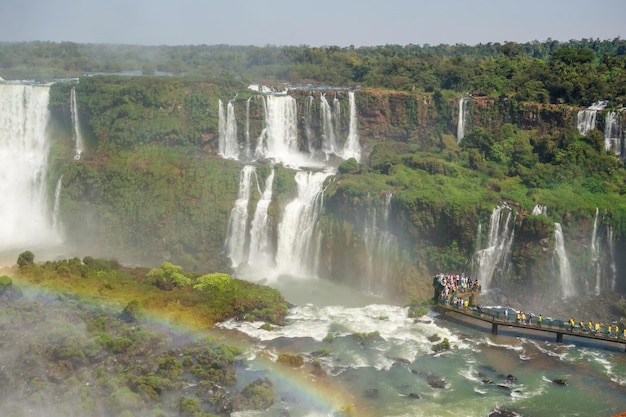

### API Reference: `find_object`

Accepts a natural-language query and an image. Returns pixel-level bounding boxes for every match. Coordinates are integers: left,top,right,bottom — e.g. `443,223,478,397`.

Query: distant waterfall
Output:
0,83,61,251
218,99,239,160
342,91,361,161
531,204,547,216
473,203,515,289
70,86,84,160
244,97,253,160
248,169,275,268
457,97,470,143
363,192,396,294
590,208,601,296
320,93,339,157
225,165,256,267
607,225,617,290
604,111,623,156
304,95,314,154
256,94,302,167
52,175,64,234
576,100,607,136
275,170,333,278
554,222,575,298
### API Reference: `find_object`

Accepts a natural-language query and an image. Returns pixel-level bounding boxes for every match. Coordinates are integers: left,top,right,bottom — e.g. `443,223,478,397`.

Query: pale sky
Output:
2,0,625,47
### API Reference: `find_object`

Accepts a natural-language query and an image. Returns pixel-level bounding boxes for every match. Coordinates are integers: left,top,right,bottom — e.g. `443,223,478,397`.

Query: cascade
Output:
473,203,515,289
0,83,61,252
590,208,601,295
320,93,338,157
225,165,256,267
554,222,575,298
70,86,84,160
531,204,547,216
576,100,608,136
247,168,275,269
275,170,333,278
604,111,623,156
607,225,617,290
304,95,314,154
363,192,397,295
52,175,63,234
218,99,239,160
456,96,470,143
244,96,252,160
342,90,362,161
256,94,307,167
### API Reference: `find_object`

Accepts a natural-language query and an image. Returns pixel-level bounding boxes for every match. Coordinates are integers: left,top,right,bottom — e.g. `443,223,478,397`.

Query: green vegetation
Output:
15,252,288,328
3,39,626,105
0,272,282,417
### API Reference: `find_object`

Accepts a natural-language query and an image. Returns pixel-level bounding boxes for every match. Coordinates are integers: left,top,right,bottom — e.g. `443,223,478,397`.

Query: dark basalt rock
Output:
553,377,568,386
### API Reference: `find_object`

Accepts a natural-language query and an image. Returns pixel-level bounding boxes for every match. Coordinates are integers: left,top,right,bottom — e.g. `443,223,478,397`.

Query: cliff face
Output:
48,78,626,302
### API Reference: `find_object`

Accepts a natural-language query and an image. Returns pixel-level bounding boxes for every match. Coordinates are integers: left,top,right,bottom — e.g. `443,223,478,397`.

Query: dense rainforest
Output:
2,38,626,307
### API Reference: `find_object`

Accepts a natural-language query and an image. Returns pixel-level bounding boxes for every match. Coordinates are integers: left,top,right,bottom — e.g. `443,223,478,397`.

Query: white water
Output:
473,203,515,289
576,100,607,136
320,93,339,157
554,222,575,298
244,96,253,160
70,86,84,160
607,225,617,290
604,110,622,156
590,208,601,296
247,168,275,269
218,99,239,160
52,175,63,234
225,165,256,267
275,170,334,278
0,83,62,252
456,96,470,143
363,192,396,295
531,204,547,216
304,95,315,154
342,90,361,161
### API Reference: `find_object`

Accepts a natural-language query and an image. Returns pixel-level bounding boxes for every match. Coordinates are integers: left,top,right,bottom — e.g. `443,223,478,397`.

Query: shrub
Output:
17,250,35,267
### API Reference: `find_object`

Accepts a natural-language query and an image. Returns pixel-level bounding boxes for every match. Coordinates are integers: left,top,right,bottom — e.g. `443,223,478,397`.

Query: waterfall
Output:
244,97,252,160
576,100,607,136
256,94,307,167
247,169,275,268
457,96,470,143
305,95,314,154
604,111,622,156
363,192,396,294
590,208,601,296
218,99,239,160
70,86,84,160
52,176,63,234
275,170,333,278
554,222,575,298
607,225,617,290
0,83,61,251
531,204,547,216
320,93,338,157
473,203,515,289
225,165,256,267
342,90,361,161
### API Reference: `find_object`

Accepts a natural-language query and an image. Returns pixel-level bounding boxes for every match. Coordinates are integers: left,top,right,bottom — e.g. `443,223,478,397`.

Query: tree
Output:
146,262,191,290
17,250,35,267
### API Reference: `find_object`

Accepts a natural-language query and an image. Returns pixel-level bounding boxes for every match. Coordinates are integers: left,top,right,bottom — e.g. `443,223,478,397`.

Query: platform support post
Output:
556,332,563,343
491,323,498,335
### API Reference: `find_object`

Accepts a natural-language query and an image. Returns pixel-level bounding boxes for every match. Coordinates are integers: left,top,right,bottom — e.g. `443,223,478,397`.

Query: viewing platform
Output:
432,274,626,351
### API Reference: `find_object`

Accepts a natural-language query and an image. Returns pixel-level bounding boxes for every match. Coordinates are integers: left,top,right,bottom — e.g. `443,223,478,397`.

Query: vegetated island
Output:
0,251,346,417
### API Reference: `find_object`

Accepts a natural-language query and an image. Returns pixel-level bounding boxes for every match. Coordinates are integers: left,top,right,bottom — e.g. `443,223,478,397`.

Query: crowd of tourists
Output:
433,273,481,306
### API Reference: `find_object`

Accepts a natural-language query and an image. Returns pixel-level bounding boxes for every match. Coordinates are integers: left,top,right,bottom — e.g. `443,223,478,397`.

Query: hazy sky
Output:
2,0,625,47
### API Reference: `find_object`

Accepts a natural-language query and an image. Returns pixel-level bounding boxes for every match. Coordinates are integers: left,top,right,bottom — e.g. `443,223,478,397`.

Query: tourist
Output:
504,309,508,321
569,317,575,332
537,315,542,328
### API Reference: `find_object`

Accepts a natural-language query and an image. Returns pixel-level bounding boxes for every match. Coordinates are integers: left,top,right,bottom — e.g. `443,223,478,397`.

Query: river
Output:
220,276,626,417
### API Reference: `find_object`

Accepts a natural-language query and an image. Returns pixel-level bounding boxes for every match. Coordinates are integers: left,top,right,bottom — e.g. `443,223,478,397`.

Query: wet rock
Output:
506,374,517,382
363,388,379,398
427,376,446,389
407,392,421,399
553,377,568,386
489,408,519,417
